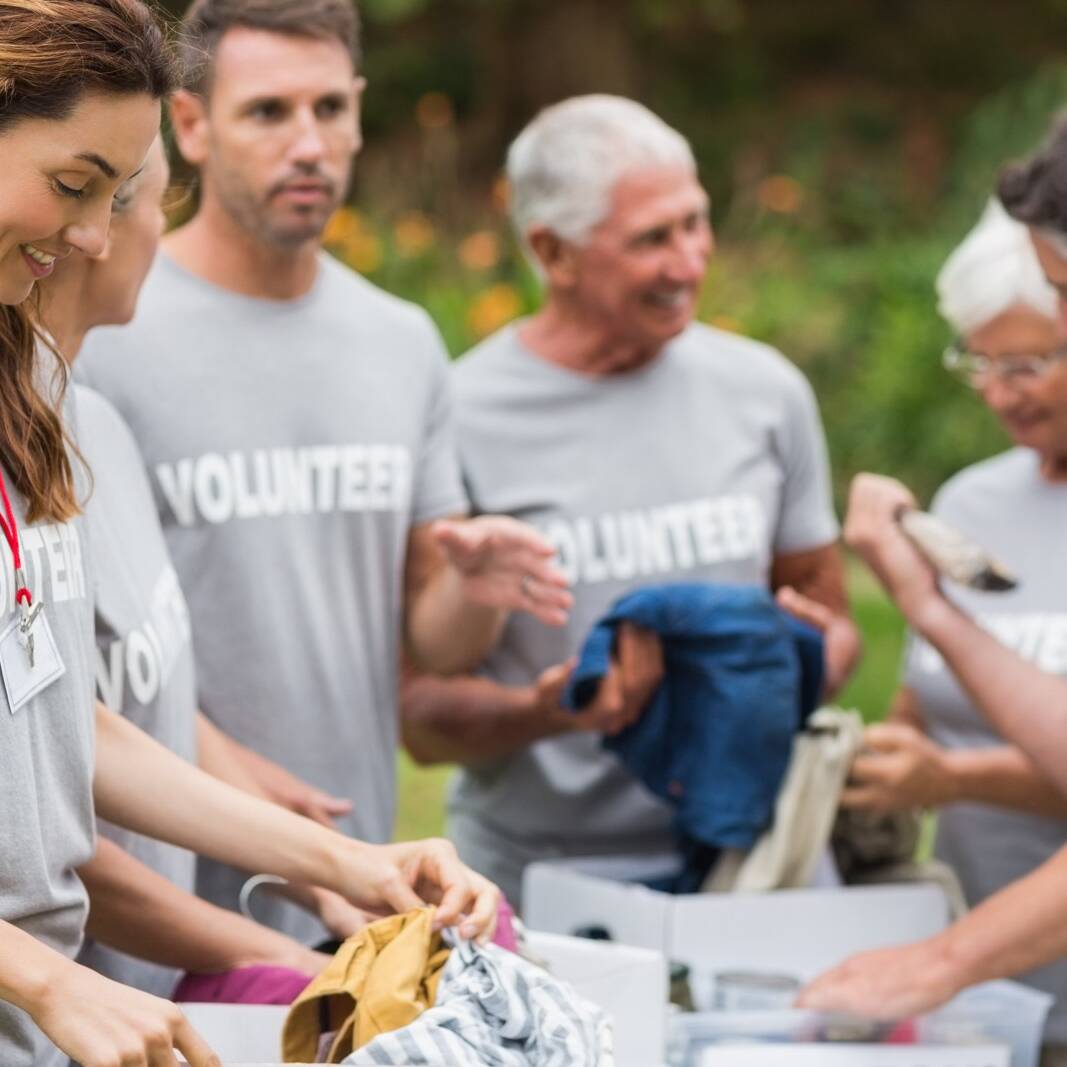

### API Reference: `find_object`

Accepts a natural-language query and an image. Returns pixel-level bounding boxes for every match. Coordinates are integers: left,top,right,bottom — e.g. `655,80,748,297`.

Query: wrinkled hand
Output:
844,474,942,624
797,938,961,1019
432,516,573,627
841,722,955,813
564,624,664,736
339,837,500,942
776,585,862,697
35,959,219,1067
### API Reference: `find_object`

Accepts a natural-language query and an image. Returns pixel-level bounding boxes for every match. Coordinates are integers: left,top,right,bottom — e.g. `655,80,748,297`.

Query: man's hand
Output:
34,958,220,1067
232,744,353,829
842,722,956,813
776,585,862,698
796,937,963,1019
844,474,942,625
536,624,664,736
338,837,500,943
432,516,573,627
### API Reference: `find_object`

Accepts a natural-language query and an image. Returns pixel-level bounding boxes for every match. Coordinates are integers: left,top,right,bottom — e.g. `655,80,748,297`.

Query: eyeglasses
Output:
942,342,1067,388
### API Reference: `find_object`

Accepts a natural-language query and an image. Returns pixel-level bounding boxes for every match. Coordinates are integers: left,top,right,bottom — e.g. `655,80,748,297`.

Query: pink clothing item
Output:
491,897,519,954
173,965,312,1005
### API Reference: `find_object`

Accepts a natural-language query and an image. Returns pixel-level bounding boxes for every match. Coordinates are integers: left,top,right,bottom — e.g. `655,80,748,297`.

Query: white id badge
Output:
0,610,65,713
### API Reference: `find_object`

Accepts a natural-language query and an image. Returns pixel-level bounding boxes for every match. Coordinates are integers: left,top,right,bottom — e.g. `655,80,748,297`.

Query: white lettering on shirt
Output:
542,494,767,586
95,563,192,711
0,521,87,616
915,613,1067,677
155,445,413,527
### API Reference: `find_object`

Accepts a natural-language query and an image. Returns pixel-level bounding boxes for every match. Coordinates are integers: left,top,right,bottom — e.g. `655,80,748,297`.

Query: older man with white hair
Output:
403,94,859,905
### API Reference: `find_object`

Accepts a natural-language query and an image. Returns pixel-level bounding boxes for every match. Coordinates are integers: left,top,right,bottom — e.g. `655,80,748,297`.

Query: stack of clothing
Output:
282,907,612,1066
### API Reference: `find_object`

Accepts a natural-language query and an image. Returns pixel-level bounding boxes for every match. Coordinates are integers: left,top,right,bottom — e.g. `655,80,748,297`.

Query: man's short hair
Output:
506,94,697,250
179,0,360,93
998,114,1067,239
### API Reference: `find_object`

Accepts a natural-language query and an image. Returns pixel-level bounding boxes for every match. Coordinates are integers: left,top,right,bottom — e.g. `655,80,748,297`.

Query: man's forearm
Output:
195,712,267,795
943,745,1067,819
81,837,320,974
402,672,565,764
406,566,505,675
915,597,1067,797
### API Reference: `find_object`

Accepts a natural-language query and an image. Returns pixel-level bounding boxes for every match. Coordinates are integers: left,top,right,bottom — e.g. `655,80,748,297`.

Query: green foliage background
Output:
158,0,1067,835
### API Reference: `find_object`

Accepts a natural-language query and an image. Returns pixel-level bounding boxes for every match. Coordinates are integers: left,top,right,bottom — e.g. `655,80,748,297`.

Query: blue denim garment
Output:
565,583,824,856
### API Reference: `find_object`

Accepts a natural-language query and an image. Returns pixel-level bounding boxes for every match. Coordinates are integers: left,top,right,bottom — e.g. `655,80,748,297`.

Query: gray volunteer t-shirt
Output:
73,385,197,997
903,448,1067,1042
447,322,838,890
78,251,467,942
0,458,95,1066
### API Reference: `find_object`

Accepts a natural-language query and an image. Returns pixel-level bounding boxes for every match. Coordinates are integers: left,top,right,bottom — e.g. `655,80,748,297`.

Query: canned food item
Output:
712,970,801,1012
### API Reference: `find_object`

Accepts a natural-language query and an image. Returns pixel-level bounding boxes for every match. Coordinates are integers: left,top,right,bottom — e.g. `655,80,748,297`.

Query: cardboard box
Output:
523,855,951,979
180,929,667,1066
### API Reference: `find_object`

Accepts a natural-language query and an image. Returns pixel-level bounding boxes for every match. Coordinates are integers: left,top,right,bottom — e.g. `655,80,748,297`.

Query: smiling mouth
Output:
645,291,692,310
20,243,59,278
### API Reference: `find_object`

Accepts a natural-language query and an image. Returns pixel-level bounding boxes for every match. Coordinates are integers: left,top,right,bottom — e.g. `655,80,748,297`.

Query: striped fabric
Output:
344,937,614,1066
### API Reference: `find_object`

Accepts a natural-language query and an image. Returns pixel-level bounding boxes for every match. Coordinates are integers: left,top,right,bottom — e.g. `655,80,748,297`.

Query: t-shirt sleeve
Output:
773,366,840,554
410,316,470,525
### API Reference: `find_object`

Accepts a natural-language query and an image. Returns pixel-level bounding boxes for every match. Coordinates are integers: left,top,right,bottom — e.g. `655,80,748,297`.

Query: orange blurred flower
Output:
757,175,804,214
344,231,383,274
709,313,743,333
467,283,522,338
458,230,501,272
416,91,454,130
393,211,436,258
491,174,511,214
323,207,364,246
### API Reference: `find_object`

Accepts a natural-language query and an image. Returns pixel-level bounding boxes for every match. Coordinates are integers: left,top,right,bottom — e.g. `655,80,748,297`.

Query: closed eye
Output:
53,178,88,200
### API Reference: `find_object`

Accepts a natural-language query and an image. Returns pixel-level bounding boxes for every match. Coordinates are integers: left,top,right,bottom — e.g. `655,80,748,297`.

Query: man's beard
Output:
213,168,343,249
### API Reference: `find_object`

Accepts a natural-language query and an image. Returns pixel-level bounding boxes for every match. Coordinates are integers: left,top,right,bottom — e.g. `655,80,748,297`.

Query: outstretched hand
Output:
432,516,573,627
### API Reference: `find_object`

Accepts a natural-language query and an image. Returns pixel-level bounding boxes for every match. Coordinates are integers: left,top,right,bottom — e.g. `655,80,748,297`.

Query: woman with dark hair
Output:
0,5,498,1064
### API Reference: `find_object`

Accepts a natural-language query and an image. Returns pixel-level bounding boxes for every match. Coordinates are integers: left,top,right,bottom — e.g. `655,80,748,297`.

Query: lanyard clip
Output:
14,567,31,609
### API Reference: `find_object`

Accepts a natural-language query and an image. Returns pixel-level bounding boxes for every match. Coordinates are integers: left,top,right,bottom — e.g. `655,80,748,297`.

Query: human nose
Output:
61,199,112,258
667,227,710,283
289,108,327,165
978,368,1022,410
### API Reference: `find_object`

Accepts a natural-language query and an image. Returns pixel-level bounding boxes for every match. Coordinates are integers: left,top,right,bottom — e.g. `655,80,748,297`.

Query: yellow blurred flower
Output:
323,207,364,246
709,313,743,333
416,91,454,130
344,231,383,274
467,283,522,338
458,230,501,272
393,211,436,258
756,175,804,215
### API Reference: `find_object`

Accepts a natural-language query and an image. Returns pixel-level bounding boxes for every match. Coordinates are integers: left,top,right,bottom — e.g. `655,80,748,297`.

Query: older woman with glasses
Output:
837,198,1067,1065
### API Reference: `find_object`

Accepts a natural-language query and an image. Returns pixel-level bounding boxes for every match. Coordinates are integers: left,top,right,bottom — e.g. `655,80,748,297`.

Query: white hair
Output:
506,94,697,250
937,199,1057,337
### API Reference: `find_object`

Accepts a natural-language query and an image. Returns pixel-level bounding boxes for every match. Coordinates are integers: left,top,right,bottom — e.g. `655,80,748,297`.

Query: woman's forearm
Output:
0,921,64,1016
94,703,349,894
80,837,324,974
917,598,1067,798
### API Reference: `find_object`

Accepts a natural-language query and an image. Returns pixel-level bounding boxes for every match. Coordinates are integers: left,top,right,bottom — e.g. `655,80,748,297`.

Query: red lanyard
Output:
0,468,32,608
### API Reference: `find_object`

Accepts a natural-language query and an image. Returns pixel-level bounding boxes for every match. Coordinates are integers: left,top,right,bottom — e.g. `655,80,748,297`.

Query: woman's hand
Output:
33,958,219,1067
338,837,500,942
842,722,957,813
797,937,963,1019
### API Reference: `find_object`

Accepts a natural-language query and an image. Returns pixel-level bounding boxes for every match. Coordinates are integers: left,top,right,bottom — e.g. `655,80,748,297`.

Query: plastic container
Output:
918,981,1053,1067
669,981,1051,1067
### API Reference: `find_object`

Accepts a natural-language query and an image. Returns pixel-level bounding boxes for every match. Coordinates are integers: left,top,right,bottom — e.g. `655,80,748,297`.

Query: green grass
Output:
393,567,906,841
